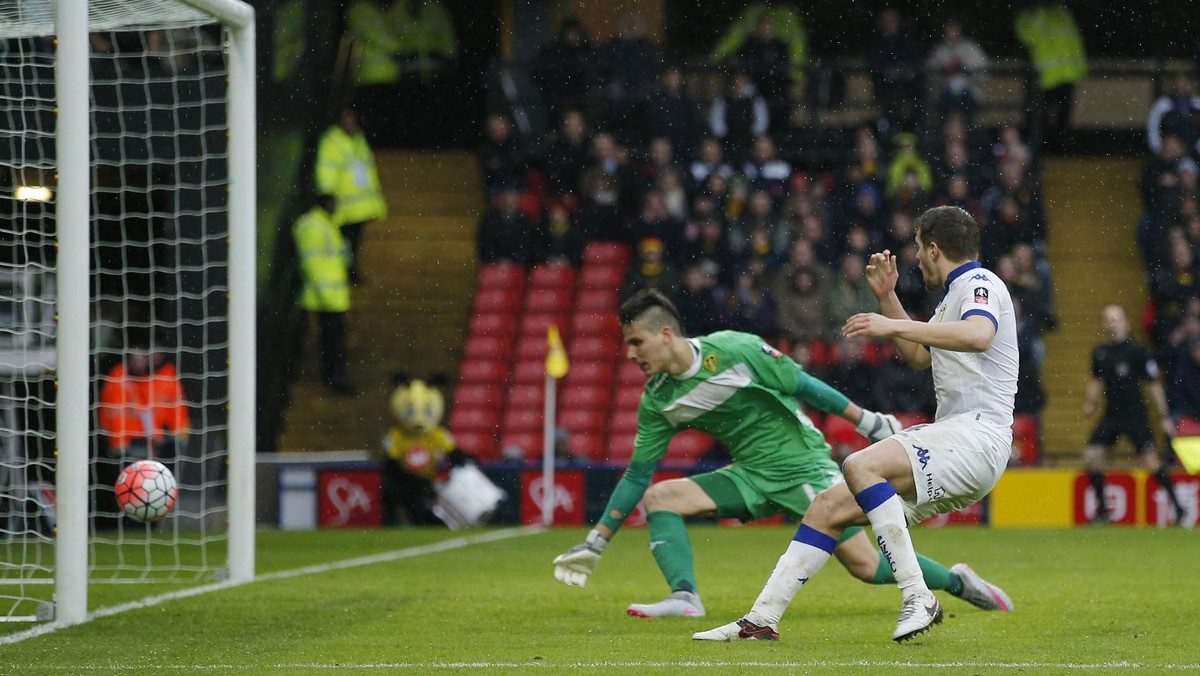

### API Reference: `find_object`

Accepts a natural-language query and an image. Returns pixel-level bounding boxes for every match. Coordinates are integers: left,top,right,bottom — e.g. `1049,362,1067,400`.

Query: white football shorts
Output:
891,413,1012,525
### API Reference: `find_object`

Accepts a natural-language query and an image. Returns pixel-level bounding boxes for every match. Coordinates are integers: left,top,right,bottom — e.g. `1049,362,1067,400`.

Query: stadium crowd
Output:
474,10,1058,461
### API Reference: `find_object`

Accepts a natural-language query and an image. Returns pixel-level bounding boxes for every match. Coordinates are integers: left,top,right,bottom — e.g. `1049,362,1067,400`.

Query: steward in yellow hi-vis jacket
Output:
315,108,387,282
294,195,356,395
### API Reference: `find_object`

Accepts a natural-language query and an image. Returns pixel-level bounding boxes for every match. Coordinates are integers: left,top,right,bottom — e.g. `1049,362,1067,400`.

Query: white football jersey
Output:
926,261,1019,430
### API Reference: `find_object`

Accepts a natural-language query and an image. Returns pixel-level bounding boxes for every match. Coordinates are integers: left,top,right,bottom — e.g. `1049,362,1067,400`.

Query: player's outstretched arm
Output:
844,313,995,359
793,371,902,442
552,461,653,587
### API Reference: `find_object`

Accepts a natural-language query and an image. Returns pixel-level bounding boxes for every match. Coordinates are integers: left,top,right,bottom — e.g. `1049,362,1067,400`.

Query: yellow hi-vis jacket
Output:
348,0,401,86
294,206,351,313
314,125,388,226
1015,3,1087,91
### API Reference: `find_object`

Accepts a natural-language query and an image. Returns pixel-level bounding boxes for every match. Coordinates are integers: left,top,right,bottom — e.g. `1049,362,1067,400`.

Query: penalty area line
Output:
0,526,544,646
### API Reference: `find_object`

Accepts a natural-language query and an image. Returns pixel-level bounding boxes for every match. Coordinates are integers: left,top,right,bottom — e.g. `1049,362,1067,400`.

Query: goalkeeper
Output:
552,288,1010,620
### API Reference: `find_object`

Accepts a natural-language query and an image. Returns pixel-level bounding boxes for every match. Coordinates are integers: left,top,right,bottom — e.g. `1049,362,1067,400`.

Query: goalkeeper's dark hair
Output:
913,205,979,262
619,288,686,336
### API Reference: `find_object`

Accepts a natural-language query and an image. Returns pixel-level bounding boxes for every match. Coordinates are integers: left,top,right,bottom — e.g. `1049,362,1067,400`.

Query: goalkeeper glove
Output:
552,529,608,588
856,409,903,443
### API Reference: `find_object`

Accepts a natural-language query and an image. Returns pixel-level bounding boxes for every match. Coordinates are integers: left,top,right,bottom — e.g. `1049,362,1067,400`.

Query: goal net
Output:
0,0,255,625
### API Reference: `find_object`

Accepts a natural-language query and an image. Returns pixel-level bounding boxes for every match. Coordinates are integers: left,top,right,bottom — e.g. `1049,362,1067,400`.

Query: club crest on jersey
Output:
760,344,783,359
703,354,718,372
973,287,989,304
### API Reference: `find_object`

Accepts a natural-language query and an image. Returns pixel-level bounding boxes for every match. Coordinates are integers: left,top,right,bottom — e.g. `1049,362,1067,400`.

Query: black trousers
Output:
313,310,348,384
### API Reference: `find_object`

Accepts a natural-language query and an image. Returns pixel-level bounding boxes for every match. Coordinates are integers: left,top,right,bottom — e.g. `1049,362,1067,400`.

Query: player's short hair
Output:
619,288,685,336
914,205,979,262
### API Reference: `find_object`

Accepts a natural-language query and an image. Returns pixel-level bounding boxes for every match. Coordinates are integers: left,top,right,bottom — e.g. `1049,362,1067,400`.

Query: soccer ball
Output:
114,460,178,523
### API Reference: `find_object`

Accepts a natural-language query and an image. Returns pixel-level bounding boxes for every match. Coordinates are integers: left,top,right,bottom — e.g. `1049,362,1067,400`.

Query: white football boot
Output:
626,590,706,618
951,563,1014,611
893,592,943,642
693,618,778,641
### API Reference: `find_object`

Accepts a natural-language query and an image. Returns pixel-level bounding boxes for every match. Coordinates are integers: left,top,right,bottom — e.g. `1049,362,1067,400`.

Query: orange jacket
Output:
97,362,190,450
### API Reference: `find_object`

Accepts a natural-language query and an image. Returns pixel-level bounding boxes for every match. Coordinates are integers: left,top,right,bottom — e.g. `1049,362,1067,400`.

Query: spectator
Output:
1082,305,1185,524
717,265,778,337
98,339,190,462
314,108,388,284
1137,134,1196,270
538,200,584,267
577,171,626,242
656,167,689,221
1145,73,1200,158
477,188,537,265
926,18,989,125
775,265,830,345
731,14,793,112
866,8,925,133
710,2,807,101
727,190,782,260
1169,335,1200,422
871,349,935,416
885,133,933,214
1015,2,1087,154
478,112,526,195
689,137,734,192
709,71,770,164
531,16,597,115
771,237,832,297
642,67,704,157
742,136,793,204
542,109,592,200
622,237,680,300
1149,236,1200,345
628,191,684,253
825,253,877,335
672,263,723,336
293,194,356,395
595,13,662,134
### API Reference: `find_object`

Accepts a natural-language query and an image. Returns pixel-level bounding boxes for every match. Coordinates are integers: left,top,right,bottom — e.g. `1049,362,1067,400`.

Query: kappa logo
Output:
915,445,930,470
970,273,990,282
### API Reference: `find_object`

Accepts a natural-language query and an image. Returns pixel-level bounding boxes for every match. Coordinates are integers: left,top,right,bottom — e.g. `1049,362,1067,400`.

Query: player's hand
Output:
856,409,903,442
864,251,899,299
842,312,893,339
553,529,608,588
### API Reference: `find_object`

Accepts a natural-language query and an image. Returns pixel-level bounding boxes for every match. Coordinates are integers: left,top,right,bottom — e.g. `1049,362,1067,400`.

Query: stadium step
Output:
1038,157,1147,465
277,151,482,453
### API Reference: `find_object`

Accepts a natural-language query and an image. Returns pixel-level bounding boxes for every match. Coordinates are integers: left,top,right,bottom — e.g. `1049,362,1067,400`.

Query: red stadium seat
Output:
463,334,514,361
468,312,518,339
503,407,543,432
613,384,643,411
524,287,573,314
570,432,606,460
560,384,611,412
895,412,932,429
516,335,550,360
824,415,868,456
506,384,545,410
475,263,526,291
511,359,548,384
579,265,625,290
617,359,645,387
571,311,620,337
528,262,577,290
519,312,571,340
576,288,619,313
452,430,499,460
558,409,607,436
562,360,615,388
1176,415,1200,437
453,384,503,410
472,287,523,315
583,242,630,268
1011,414,1041,466
457,359,509,385
604,431,636,464
668,430,715,461
569,335,620,362
499,430,543,459
609,409,639,434
448,406,501,433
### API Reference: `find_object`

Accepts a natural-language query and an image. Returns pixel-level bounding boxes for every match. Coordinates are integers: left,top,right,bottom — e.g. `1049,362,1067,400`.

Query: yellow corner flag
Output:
1173,437,1200,475
545,324,569,379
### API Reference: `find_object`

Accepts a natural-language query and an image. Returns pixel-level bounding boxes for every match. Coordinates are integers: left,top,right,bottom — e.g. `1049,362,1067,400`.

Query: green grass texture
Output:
2,526,1197,674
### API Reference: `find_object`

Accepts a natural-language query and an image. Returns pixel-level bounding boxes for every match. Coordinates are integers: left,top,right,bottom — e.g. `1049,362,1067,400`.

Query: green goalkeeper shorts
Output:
690,462,844,523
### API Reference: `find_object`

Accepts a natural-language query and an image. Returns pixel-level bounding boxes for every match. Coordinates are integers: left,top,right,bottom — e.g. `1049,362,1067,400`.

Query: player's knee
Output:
642,482,675,512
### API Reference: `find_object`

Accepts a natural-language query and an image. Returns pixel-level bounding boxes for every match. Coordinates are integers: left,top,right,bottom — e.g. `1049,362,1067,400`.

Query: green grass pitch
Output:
2,525,1197,674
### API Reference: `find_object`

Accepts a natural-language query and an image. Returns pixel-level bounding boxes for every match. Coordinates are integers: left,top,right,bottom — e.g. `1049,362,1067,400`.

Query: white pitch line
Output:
0,526,544,646
21,660,1200,671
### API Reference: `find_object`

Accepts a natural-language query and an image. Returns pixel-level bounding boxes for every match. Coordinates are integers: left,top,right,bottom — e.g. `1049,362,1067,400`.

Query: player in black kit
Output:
1082,305,1185,525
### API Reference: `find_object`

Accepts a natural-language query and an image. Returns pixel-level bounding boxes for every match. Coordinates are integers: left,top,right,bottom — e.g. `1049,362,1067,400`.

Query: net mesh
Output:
0,1,236,620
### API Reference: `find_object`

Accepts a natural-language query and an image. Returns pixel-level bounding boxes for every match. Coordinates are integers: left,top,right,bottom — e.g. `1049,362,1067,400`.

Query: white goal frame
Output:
52,0,256,627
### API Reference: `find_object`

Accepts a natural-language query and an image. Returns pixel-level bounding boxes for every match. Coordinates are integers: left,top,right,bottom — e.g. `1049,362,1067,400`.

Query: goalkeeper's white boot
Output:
626,590,706,618
950,563,1013,611
892,592,943,642
692,618,779,641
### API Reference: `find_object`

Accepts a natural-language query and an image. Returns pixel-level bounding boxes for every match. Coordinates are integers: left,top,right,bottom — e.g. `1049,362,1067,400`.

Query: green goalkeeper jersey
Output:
598,330,846,533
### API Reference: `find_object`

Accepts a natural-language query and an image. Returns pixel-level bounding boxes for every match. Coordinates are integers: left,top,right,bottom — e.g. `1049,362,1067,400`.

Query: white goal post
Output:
0,0,255,627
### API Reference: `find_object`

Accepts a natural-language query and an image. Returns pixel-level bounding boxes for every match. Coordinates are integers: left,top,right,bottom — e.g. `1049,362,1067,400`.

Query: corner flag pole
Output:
542,324,569,526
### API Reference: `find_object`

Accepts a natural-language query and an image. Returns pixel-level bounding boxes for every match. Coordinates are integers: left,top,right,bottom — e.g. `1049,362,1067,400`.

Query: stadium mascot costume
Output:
379,373,505,528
